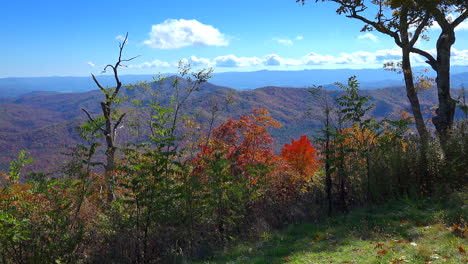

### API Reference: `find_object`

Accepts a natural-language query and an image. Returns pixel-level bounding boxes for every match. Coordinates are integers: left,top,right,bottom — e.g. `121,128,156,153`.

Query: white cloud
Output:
455,21,468,31
274,38,293,46
180,56,213,67
374,48,402,62
178,54,303,68
302,47,403,65
86,61,95,67
143,19,229,49
358,33,379,43
128,47,468,70
128,59,171,69
213,54,302,67
302,52,336,65
296,35,304,40
264,54,282,66
451,48,468,64
213,55,262,67
277,57,303,66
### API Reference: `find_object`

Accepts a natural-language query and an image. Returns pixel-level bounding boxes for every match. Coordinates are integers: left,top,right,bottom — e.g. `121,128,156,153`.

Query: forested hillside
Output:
0,80,460,172
1,0,468,263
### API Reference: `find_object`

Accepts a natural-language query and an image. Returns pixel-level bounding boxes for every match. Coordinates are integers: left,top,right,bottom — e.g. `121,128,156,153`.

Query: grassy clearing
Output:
196,193,468,264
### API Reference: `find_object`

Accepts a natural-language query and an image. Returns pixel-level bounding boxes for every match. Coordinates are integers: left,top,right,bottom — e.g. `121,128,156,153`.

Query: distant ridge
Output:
1,81,465,172
1,66,467,98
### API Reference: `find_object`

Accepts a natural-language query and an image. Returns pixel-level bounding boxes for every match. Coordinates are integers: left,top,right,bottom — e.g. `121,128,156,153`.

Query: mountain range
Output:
1,67,468,98
1,75,465,173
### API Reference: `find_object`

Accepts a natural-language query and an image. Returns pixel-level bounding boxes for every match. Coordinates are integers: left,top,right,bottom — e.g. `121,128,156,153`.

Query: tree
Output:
281,135,320,182
210,108,281,178
298,0,468,143
192,109,281,241
413,0,467,141
336,76,383,200
81,33,138,203
309,86,336,215
298,0,430,143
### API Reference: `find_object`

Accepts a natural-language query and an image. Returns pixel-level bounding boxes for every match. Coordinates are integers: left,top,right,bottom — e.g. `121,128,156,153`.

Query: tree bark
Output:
401,48,429,144
432,29,457,143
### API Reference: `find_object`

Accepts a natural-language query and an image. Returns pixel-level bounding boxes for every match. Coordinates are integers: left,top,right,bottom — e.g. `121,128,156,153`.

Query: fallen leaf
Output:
416,222,423,227
390,259,406,263
352,248,361,252
374,243,384,249
283,257,291,262
377,249,388,255
453,224,459,231
459,246,466,254
400,220,407,224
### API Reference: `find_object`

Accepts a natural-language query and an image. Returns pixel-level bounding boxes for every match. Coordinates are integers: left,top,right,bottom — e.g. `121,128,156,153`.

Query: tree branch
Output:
113,113,126,135
103,64,115,73
409,47,438,71
452,10,468,29
91,74,105,92
348,11,402,47
121,55,140,63
81,108,105,133
409,14,430,47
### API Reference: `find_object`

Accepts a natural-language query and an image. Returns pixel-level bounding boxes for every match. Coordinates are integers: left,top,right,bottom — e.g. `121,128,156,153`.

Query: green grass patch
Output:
196,192,468,264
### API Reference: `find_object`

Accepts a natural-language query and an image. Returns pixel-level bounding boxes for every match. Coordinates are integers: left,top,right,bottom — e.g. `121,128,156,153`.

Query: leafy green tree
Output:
412,0,467,140
108,63,212,262
7,150,33,184
309,86,336,215
298,0,468,144
297,0,430,143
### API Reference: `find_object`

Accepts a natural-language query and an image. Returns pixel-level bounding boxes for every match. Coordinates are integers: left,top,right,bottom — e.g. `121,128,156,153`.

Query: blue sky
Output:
2,0,468,77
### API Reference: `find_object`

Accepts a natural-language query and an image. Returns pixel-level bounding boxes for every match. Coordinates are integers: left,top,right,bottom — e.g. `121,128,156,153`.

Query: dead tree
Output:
81,33,138,203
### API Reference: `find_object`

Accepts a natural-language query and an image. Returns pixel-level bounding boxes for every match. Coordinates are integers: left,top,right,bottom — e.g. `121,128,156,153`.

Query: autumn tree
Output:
192,109,281,241
336,76,382,200
209,108,282,182
281,135,320,182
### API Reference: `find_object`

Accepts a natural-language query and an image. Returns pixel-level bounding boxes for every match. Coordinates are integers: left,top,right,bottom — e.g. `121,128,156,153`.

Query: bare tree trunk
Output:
82,33,138,203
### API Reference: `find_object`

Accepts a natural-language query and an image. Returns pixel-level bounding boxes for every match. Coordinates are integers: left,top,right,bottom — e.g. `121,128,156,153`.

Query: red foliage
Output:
281,135,320,182
211,109,281,173
193,109,281,185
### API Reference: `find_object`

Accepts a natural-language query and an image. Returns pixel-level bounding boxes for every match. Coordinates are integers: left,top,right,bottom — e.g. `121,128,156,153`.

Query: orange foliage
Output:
212,108,281,169
341,124,378,148
281,135,320,182
195,109,282,185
